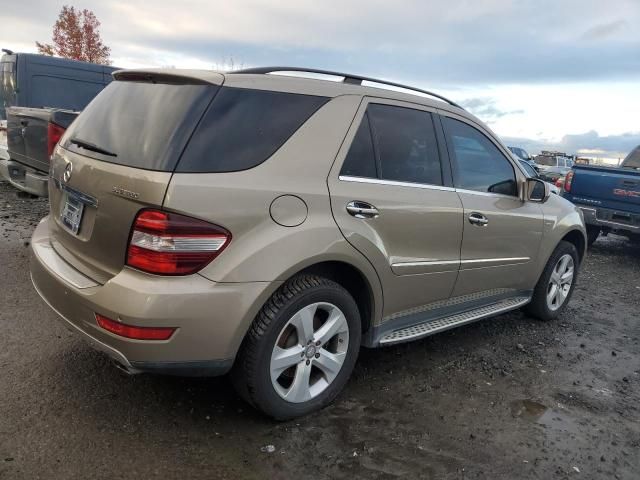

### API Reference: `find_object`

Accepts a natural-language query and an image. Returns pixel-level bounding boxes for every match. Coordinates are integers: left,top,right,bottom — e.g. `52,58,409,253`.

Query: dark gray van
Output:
0,50,117,192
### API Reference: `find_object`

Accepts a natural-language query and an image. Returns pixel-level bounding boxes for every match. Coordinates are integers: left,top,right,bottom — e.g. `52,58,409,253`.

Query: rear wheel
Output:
525,241,579,321
232,275,361,420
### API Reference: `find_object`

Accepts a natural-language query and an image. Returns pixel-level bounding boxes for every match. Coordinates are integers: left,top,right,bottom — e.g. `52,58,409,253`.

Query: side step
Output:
379,296,530,345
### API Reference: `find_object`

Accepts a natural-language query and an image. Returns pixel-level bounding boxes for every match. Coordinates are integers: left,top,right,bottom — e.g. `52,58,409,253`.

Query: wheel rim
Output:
546,254,574,311
270,302,349,403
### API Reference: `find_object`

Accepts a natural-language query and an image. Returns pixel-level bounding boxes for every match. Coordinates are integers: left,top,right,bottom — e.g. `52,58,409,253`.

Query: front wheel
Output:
232,275,361,420
525,241,579,321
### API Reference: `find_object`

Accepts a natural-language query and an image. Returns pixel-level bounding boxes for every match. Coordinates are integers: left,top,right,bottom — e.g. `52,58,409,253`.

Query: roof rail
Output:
234,66,463,109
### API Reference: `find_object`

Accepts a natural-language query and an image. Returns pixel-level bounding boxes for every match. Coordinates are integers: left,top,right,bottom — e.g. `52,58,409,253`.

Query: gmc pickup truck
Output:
2,107,78,196
0,50,116,194
562,146,640,246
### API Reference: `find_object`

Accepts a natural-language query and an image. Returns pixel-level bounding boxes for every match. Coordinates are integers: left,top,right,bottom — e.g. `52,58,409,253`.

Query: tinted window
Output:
0,59,17,121
62,81,217,171
443,117,517,196
519,160,537,177
178,87,329,172
31,76,104,111
340,113,376,178
368,104,442,185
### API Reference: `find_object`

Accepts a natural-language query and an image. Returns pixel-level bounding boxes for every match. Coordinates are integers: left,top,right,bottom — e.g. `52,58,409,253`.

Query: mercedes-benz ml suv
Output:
30,67,587,419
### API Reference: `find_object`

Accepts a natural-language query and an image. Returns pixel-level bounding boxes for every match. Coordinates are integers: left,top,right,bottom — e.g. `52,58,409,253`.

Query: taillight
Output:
47,122,66,159
96,313,176,340
126,209,230,275
564,171,574,192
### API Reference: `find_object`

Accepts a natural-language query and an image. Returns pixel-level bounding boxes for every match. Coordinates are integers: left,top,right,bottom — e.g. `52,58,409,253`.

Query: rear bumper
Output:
0,158,49,196
575,204,640,233
30,216,278,376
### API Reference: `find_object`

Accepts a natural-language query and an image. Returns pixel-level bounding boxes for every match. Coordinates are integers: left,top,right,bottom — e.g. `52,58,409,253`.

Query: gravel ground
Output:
1,179,638,480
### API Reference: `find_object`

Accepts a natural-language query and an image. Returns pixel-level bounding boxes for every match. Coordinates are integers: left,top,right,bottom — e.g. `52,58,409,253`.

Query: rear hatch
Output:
48,71,223,283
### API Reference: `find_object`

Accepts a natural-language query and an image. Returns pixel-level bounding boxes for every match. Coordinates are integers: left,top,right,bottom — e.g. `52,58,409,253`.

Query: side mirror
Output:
526,178,550,203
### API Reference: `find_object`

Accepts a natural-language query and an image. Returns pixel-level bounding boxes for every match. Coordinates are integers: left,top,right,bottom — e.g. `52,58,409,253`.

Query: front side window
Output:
443,117,517,196
340,103,443,186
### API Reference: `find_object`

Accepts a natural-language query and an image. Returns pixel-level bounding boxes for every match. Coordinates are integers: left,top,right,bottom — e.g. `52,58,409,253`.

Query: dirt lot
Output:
0,179,638,480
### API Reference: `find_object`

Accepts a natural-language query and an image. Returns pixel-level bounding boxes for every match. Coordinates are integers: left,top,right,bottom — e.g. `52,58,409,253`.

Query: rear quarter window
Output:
176,87,329,173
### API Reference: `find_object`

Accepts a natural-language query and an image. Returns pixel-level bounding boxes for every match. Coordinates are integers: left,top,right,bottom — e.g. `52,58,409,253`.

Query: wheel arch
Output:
561,229,587,262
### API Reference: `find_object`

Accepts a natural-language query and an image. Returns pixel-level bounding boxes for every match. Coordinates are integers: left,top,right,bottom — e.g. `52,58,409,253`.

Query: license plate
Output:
60,192,85,235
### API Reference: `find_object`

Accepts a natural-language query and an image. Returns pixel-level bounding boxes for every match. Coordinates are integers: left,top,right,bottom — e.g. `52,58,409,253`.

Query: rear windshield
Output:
61,81,218,170
61,82,329,172
0,58,17,121
622,146,640,169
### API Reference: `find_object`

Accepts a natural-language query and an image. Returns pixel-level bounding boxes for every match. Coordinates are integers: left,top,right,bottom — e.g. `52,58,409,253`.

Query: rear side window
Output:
177,88,329,173
340,103,443,186
340,113,377,178
443,116,517,196
61,81,217,171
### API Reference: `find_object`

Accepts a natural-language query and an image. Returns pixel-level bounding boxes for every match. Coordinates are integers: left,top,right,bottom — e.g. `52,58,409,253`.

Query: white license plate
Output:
60,192,85,235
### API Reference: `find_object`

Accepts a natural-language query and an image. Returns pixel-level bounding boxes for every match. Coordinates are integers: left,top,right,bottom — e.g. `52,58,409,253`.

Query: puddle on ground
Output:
510,399,581,435
511,399,548,421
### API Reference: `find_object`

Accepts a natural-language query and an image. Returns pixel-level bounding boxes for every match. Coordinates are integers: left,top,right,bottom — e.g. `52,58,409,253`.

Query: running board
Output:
378,296,531,345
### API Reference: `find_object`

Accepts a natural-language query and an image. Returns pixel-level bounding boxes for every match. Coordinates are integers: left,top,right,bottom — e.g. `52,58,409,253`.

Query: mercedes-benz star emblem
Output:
63,162,73,183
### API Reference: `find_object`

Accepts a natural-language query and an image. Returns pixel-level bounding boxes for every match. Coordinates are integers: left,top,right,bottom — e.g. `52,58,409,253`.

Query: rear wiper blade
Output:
69,137,117,157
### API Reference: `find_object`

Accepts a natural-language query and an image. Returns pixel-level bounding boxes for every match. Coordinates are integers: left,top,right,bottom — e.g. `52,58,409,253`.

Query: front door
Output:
329,98,464,319
439,113,544,297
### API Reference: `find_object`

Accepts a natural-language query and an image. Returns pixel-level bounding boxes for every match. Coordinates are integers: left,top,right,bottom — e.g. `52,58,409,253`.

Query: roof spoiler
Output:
112,69,224,86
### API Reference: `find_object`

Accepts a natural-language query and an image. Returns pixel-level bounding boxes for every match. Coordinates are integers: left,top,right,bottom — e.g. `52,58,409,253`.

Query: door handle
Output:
346,201,379,219
20,120,29,127
468,212,489,226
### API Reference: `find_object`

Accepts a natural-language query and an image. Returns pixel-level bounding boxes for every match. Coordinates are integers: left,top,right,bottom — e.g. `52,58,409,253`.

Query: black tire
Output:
231,274,361,420
586,225,600,247
524,241,580,321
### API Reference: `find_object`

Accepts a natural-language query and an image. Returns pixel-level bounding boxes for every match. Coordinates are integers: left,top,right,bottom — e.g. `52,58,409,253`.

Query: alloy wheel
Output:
269,302,349,403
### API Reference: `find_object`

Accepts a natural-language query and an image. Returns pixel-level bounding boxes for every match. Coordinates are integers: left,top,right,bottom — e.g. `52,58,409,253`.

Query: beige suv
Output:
30,67,586,419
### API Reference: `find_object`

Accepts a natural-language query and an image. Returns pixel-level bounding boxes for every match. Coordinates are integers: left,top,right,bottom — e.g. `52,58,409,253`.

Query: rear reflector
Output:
47,122,66,159
96,313,176,340
126,209,230,275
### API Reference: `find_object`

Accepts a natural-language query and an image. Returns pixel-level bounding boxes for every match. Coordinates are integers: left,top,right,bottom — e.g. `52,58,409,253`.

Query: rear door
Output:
439,113,543,297
48,73,222,283
329,98,463,318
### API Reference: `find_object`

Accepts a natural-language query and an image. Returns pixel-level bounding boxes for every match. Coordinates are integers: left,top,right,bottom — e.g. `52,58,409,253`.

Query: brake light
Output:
126,209,230,275
47,122,66,159
564,171,574,193
96,313,176,340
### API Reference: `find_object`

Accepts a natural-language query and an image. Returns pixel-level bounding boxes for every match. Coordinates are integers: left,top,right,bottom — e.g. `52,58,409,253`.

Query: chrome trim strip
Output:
392,260,459,268
338,175,456,192
53,178,99,207
460,257,529,265
578,206,597,213
454,188,519,200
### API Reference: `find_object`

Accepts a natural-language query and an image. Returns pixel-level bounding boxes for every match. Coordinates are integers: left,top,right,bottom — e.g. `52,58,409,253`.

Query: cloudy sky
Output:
2,0,639,160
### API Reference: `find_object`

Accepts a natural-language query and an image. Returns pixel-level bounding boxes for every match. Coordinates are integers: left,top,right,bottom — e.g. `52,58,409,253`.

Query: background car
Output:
516,156,560,194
